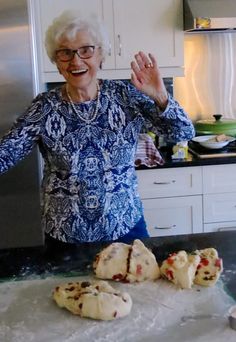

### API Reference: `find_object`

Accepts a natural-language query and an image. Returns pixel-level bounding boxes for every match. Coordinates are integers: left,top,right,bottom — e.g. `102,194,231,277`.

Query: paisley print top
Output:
0,80,195,242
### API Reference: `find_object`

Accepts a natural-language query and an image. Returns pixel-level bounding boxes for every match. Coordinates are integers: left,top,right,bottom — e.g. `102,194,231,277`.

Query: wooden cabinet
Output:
34,0,184,82
137,167,203,237
203,164,236,232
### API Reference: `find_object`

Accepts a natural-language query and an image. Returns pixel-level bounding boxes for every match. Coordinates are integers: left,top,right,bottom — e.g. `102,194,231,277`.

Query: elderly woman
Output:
0,11,194,244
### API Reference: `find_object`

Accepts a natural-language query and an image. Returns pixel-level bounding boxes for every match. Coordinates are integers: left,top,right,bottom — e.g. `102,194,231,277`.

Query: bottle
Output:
172,141,188,159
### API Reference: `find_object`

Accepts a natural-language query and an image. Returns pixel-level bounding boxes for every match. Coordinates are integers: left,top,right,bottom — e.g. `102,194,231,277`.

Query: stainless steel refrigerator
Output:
0,0,43,248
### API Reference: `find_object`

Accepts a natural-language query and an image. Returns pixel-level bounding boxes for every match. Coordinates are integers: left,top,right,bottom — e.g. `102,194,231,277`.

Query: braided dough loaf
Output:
53,280,132,320
93,239,160,282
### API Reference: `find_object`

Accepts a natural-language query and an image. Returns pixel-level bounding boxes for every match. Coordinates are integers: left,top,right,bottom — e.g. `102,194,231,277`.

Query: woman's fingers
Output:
148,53,157,68
138,51,153,68
134,53,146,70
130,60,141,77
133,51,153,71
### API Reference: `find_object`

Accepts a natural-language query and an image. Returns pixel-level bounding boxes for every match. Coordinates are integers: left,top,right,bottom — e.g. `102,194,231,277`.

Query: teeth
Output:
71,69,87,74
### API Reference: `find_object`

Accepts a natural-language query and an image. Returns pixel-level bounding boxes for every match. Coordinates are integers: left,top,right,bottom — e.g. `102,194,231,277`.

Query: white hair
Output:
45,10,110,62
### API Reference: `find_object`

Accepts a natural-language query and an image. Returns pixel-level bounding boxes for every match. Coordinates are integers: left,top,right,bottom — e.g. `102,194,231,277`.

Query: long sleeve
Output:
0,96,43,174
123,81,195,142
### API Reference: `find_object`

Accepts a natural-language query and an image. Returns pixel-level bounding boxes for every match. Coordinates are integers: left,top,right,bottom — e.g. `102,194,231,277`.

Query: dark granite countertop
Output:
0,231,235,300
136,145,236,170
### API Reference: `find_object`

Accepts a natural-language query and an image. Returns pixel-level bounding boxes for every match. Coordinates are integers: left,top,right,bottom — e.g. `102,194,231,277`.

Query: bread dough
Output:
53,280,132,320
126,239,160,282
93,242,130,281
93,239,160,283
193,248,223,286
160,250,200,289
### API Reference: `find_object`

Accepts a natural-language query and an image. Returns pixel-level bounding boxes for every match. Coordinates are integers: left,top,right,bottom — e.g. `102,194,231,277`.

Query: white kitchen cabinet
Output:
105,0,184,72
203,193,236,223
204,221,236,233
137,163,236,236
34,0,184,82
137,166,203,236
202,164,236,194
202,164,236,232
142,195,203,237
137,167,202,199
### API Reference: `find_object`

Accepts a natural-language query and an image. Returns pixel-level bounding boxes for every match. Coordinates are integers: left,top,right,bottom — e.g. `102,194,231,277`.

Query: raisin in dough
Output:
93,239,160,283
93,242,130,281
126,239,160,282
160,250,200,289
193,248,223,286
53,280,132,320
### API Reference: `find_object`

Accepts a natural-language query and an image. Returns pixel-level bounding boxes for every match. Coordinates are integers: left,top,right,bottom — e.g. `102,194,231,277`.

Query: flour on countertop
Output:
0,276,235,342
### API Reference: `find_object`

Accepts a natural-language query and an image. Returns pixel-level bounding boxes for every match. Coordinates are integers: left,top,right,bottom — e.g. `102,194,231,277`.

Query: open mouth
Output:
70,69,88,76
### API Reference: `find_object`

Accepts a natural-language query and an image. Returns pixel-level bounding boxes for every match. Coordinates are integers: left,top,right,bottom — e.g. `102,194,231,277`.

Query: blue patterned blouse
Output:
0,80,194,242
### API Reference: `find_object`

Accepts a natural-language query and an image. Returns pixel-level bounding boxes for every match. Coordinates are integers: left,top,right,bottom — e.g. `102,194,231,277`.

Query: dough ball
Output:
160,250,200,289
53,280,132,320
93,242,130,281
93,239,160,283
126,239,160,282
193,248,223,286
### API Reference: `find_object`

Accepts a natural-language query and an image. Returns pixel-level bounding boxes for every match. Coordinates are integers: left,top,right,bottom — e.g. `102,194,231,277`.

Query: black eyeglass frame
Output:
55,45,97,62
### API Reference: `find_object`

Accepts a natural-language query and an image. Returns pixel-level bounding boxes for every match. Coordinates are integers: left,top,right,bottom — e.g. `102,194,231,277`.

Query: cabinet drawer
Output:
142,196,203,237
204,221,236,233
137,167,202,199
203,164,236,194
203,193,236,223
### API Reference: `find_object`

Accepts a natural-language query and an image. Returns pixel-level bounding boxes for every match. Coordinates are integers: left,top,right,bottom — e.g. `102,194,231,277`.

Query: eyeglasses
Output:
55,45,97,62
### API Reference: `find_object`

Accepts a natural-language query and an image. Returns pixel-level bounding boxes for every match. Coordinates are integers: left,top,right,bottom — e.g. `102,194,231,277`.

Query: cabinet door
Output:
111,0,183,70
137,166,202,199
204,221,236,233
142,196,203,237
203,193,236,223
203,164,236,194
38,0,105,73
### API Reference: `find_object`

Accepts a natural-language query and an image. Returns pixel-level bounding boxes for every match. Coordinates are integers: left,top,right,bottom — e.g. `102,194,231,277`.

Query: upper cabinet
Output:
34,0,184,82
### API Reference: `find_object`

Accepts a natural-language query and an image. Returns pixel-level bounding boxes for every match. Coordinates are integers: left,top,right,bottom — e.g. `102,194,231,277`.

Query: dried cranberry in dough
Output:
93,239,160,283
93,242,130,281
193,248,223,287
126,239,160,282
160,250,200,289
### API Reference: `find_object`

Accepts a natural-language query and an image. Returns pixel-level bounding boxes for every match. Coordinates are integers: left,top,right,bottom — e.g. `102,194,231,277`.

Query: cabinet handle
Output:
117,34,122,56
154,225,176,230
218,226,236,231
153,180,176,185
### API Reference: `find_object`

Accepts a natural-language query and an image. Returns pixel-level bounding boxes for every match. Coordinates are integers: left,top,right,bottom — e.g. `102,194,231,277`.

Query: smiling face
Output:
55,30,103,93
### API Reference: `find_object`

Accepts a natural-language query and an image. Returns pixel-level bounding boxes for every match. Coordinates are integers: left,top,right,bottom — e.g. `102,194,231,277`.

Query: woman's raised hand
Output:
130,51,168,109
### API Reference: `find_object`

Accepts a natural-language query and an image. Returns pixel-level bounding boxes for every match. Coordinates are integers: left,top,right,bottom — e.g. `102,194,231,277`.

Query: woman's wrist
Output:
153,91,168,110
